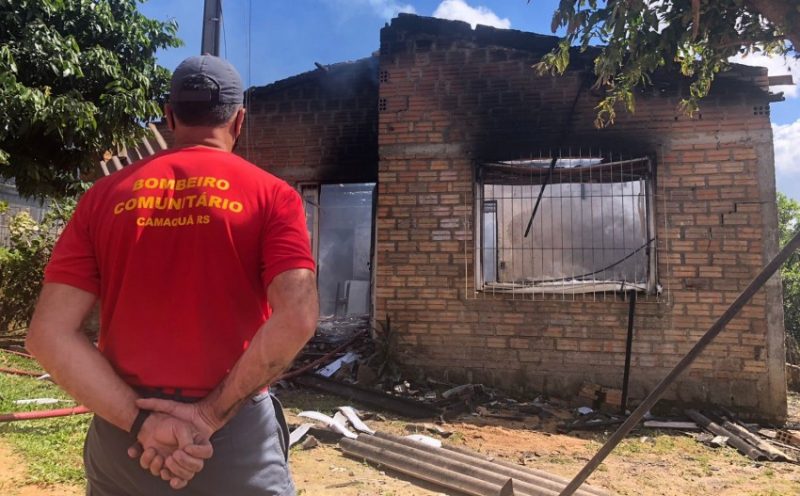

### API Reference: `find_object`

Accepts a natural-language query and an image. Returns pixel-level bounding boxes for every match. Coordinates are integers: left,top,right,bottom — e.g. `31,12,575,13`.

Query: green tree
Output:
535,0,799,126
0,0,180,198
777,192,800,343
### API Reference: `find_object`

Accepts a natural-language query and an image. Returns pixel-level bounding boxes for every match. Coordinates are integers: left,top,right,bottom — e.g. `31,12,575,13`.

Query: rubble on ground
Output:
282,320,800,471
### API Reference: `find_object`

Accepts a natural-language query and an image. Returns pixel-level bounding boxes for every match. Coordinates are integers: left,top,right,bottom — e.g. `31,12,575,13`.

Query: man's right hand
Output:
129,412,214,490
136,397,221,441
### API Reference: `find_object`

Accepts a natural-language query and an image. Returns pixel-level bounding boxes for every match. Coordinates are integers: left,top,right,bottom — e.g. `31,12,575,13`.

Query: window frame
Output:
473,157,659,295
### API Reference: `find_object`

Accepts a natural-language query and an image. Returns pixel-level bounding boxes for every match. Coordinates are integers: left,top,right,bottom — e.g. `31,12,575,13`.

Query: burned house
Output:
215,14,788,419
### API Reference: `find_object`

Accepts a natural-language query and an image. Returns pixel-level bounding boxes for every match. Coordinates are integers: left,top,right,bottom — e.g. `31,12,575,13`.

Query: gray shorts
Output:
84,393,295,496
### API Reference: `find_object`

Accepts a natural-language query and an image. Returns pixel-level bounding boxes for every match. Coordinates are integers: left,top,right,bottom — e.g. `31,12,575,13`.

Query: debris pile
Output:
287,332,800,472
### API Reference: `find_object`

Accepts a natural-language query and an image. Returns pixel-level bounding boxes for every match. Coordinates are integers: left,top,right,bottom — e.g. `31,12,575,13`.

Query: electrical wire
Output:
245,0,253,161
219,0,228,58
514,238,656,286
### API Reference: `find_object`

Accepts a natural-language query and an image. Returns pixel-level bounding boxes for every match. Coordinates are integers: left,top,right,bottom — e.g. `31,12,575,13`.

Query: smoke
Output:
488,181,648,284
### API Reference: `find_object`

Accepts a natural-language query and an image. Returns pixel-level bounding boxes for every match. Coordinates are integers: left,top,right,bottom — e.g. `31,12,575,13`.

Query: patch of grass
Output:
544,453,573,465
614,438,645,456
691,452,714,477
447,431,465,444
278,389,357,415
0,351,89,486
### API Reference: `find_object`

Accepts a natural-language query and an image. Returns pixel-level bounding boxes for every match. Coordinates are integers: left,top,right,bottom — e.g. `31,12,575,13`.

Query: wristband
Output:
130,409,152,438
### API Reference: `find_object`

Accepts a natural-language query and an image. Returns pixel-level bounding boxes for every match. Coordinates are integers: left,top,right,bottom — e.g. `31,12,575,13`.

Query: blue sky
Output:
138,0,800,199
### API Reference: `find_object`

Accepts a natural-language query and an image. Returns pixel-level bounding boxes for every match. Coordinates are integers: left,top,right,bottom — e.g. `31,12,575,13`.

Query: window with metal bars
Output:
476,154,657,295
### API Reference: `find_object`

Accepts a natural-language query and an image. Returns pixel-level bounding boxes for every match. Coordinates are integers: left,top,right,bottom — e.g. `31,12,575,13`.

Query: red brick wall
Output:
376,15,786,419
156,58,379,184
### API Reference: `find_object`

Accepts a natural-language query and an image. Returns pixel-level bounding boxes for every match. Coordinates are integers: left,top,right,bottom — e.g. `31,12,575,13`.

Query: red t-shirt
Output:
44,146,315,393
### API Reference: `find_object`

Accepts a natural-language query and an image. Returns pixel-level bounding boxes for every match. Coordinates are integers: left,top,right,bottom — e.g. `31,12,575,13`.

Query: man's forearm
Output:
199,312,313,429
27,284,139,432
197,269,318,431
30,331,140,431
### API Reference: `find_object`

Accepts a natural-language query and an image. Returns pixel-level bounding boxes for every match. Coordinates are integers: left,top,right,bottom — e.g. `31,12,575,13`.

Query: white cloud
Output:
773,119,800,175
730,52,799,98
432,0,511,29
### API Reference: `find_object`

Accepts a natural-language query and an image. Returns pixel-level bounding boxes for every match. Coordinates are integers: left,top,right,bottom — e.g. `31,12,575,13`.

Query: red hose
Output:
0,405,90,422
0,367,43,377
0,331,367,423
0,348,35,359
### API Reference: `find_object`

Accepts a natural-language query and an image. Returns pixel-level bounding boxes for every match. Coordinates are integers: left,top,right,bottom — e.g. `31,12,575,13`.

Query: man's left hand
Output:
129,397,220,484
127,410,214,489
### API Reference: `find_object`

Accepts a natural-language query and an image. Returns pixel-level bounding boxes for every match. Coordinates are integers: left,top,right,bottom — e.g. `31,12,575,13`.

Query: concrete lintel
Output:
379,143,468,159
664,129,773,148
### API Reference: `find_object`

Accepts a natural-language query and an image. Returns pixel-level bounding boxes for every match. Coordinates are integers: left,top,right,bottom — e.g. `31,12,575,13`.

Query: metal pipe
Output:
559,228,800,496
295,375,439,418
361,434,556,496
0,406,90,422
442,444,610,496
340,437,518,496
620,291,637,414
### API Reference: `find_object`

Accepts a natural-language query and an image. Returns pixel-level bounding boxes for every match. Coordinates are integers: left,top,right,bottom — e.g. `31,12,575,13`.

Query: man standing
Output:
26,55,318,495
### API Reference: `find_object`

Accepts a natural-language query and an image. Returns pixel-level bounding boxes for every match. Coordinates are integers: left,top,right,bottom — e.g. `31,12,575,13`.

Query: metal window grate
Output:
476,151,657,298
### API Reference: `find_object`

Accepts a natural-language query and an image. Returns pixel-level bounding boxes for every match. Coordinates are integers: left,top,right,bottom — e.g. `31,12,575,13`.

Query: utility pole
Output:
201,0,222,56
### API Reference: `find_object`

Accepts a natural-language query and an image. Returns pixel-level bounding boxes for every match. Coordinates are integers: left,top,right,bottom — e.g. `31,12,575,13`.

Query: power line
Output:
245,0,252,161
219,0,228,58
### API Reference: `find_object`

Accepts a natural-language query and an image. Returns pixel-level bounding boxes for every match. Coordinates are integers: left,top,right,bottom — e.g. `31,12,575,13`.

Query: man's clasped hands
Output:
127,398,221,490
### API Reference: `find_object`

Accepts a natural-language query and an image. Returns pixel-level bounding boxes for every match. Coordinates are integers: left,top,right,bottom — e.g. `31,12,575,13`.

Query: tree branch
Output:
744,0,800,51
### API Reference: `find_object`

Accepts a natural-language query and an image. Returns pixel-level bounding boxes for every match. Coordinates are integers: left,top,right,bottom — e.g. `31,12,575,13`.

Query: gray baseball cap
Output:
170,54,243,104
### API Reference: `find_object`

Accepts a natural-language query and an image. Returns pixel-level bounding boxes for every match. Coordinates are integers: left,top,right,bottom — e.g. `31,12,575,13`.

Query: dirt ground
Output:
282,390,800,496
2,391,800,495
0,442,81,496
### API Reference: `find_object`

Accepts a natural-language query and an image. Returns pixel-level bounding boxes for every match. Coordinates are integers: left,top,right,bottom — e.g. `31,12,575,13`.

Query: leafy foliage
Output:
0,194,79,333
778,192,800,343
534,0,799,126
0,0,180,198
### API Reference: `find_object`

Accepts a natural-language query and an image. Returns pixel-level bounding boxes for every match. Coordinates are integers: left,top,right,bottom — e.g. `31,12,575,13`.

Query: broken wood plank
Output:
147,123,169,150
643,420,699,430
768,75,794,86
